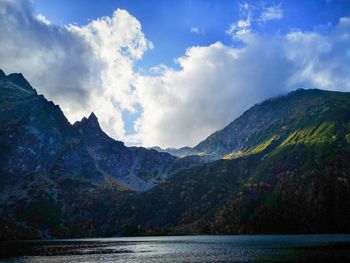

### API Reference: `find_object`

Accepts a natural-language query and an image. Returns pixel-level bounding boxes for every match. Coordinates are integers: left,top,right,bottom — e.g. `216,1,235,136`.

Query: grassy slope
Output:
3,85,350,238
101,89,350,235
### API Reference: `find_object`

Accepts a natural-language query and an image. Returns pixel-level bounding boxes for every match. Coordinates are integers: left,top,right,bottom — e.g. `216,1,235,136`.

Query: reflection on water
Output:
1,235,350,262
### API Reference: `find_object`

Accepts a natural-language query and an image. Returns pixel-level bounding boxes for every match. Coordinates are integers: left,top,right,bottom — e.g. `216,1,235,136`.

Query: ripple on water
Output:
1,234,350,263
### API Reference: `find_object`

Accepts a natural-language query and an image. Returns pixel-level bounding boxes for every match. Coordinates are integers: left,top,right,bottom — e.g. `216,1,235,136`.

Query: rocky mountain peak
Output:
88,112,98,122
74,112,101,131
73,112,119,146
7,72,35,91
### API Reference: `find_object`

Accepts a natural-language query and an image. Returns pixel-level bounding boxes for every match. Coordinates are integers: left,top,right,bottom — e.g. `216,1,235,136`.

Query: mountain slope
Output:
149,146,193,158
0,71,103,182
185,89,350,160
73,112,204,191
0,69,106,239
206,137,350,234
0,69,199,192
1,69,350,238
97,88,350,235
0,70,200,238
74,113,177,191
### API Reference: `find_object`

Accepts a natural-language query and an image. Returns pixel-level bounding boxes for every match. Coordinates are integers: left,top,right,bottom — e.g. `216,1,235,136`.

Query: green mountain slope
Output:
100,89,350,235
206,139,350,234
189,88,350,160
1,69,350,238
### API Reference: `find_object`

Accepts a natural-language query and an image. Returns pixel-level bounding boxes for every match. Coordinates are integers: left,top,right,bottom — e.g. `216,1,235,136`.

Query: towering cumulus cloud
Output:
0,0,151,140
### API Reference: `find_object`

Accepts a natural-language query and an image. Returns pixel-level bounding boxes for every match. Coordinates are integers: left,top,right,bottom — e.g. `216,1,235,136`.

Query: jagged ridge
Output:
1,69,350,239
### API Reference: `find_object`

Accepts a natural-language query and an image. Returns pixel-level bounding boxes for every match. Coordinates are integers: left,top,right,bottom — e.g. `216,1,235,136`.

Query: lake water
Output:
1,235,350,262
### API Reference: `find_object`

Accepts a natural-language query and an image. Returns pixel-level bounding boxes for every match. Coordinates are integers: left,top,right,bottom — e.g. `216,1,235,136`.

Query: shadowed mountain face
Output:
0,70,200,238
0,69,187,192
72,113,204,191
1,69,350,239
0,70,103,183
73,113,179,191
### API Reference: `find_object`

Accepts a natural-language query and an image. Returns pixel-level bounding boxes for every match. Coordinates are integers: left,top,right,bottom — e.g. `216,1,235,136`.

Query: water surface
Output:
1,235,350,262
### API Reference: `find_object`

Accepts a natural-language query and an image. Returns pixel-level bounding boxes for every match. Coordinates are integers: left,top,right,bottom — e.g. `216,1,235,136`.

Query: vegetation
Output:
2,71,350,238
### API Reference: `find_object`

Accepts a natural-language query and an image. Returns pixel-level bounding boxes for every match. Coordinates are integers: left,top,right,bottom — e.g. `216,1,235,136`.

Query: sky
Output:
0,0,350,148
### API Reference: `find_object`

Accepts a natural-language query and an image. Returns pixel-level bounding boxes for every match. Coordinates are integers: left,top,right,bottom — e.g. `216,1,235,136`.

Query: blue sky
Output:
1,0,350,147
34,0,350,69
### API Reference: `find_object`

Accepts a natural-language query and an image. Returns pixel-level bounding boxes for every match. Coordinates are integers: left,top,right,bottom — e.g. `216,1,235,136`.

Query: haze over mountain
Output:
1,70,350,239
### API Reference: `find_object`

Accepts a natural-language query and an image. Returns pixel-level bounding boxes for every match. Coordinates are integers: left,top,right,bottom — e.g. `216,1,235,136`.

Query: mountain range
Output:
1,69,350,239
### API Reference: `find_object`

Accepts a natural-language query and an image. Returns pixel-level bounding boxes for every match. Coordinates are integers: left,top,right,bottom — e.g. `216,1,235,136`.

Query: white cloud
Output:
134,40,292,147
227,2,284,39
190,26,200,34
36,14,51,25
134,17,350,148
285,17,350,91
259,5,283,22
226,2,253,39
190,26,204,35
0,0,151,141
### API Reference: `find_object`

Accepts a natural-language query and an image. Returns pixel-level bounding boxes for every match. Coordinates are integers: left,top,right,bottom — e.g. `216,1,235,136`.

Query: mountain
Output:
73,113,177,191
0,69,202,192
149,146,192,158
1,69,350,239
176,88,350,161
0,70,200,238
0,71,103,182
73,112,203,191
94,88,350,235
0,69,105,239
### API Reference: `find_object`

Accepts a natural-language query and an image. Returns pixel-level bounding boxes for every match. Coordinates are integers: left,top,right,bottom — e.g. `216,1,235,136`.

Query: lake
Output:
1,235,350,262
